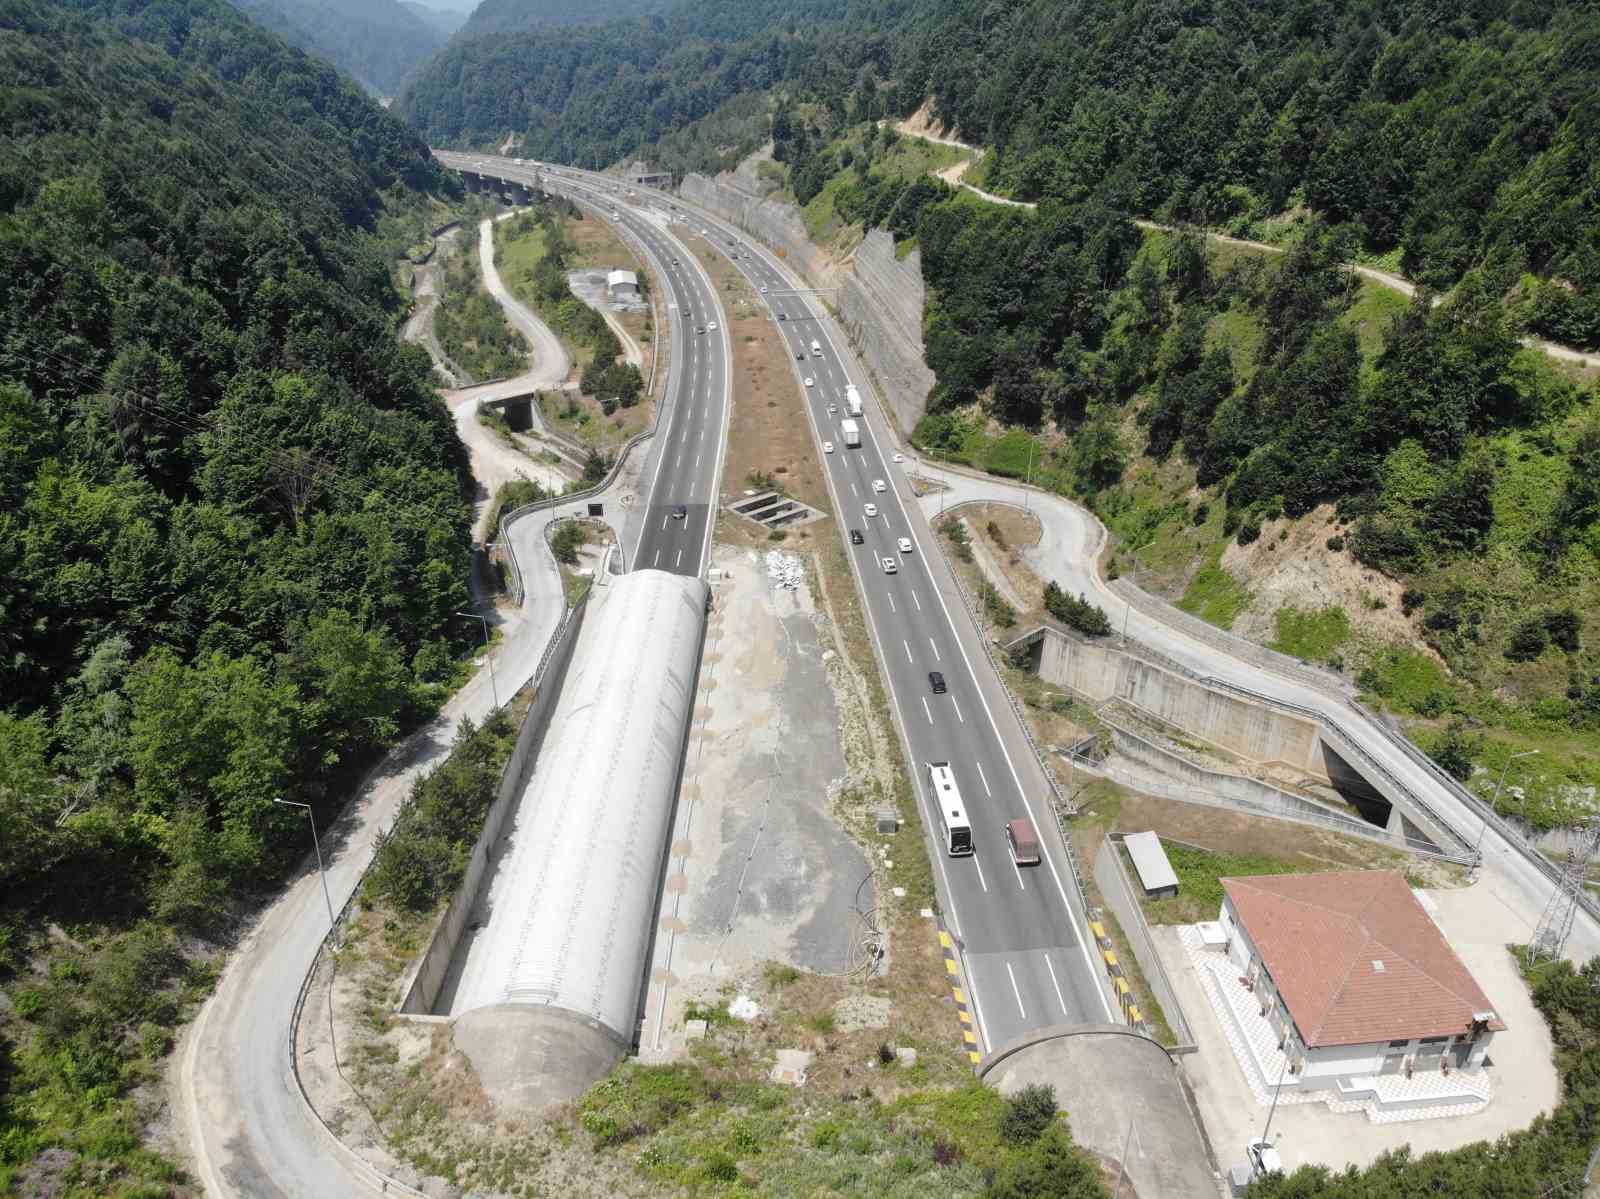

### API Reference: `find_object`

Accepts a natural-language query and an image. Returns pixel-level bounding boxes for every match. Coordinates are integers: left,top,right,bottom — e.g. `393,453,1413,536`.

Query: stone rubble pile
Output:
766,550,804,591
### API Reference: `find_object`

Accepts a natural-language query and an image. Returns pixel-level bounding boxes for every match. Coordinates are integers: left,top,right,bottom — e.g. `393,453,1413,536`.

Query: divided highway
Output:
438,149,732,578
513,158,1600,980
455,154,1117,1051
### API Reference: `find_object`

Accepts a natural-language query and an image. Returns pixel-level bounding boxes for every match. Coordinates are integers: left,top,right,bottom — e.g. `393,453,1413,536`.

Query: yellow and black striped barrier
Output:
938,927,983,1066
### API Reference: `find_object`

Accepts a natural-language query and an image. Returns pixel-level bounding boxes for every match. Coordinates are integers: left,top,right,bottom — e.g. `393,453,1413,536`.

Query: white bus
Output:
927,761,973,856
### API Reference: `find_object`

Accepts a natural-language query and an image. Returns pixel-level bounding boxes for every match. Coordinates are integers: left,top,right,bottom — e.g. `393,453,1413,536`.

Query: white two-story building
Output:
1216,871,1503,1092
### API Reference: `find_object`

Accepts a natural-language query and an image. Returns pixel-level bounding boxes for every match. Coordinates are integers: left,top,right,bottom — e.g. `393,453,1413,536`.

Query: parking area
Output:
1157,878,1561,1175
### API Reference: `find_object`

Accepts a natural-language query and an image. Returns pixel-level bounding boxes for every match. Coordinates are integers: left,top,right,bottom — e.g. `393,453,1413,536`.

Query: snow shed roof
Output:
454,569,707,1040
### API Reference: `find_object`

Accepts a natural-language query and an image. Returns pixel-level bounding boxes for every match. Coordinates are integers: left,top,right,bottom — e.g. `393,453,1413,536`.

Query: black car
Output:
671,504,688,520
849,528,864,545
778,312,787,321
929,671,947,694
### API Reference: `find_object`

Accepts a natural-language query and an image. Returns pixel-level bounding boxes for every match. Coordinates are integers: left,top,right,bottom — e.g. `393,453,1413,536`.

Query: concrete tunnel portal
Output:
446,569,709,1110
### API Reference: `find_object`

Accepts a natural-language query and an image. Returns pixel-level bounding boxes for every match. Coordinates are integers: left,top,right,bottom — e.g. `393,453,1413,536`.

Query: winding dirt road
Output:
891,125,1597,370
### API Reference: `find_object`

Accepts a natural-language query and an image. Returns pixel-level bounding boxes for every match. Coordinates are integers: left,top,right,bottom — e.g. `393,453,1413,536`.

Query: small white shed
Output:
1124,830,1179,899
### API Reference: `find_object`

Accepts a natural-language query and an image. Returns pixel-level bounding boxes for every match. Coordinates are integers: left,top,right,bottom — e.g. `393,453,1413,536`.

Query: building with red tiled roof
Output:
1216,871,1502,1089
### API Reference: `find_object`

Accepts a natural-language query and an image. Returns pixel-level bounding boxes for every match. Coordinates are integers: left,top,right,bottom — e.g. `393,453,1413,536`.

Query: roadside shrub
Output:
1507,617,1550,662
550,521,586,565
1000,1083,1058,1144
1350,516,1420,570
981,582,1017,628
1043,582,1112,636
1236,516,1261,545
1325,534,1345,552
1428,720,1482,783
1192,501,1210,526
1401,588,1425,615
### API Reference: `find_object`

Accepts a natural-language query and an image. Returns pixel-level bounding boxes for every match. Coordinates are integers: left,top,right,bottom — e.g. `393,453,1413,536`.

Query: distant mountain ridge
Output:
230,0,451,94
455,0,674,37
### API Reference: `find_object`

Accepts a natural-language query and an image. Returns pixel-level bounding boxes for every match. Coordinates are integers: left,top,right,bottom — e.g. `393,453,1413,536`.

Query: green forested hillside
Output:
229,0,450,95
0,0,467,1189
396,0,865,160
402,0,1600,348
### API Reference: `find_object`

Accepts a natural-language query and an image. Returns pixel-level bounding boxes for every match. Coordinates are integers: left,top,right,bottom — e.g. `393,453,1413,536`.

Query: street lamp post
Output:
458,609,498,709
274,798,338,949
1252,1053,1290,1177
1475,749,1539,865
1024,439,1035,513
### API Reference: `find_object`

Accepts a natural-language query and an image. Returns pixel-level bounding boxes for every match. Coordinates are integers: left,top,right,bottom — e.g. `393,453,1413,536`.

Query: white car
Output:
823,441,835,454
897,537,913,554
864,503,879,518
827,404,838,415
881,557,898,575
708,321,718,331
804,377,815,388
871,479,887,493
892,451,904,463
760,285,769,294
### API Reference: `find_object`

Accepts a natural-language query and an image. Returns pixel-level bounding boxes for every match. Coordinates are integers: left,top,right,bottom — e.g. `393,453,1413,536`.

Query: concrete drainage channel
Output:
726,489,825,531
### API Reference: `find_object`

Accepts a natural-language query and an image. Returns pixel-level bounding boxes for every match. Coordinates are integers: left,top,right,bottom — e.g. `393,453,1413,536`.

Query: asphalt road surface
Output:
436,152,731,578
492,158,1117,1051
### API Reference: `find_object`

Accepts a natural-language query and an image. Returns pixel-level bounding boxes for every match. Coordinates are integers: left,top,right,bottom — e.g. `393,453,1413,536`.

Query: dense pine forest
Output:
0,0,466,1189
402,0,1599,347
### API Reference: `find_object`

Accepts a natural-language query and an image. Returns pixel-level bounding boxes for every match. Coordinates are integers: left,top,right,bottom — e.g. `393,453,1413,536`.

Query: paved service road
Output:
436,152,732,579
180,165,730,1198
472,158,1117,1051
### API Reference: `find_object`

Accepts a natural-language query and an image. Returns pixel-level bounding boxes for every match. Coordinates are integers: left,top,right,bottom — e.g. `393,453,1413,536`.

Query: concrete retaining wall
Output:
1036,632,1329,777
397,598,589,1016
1100,715,1363,829
837,230,936,435
679,172,933,435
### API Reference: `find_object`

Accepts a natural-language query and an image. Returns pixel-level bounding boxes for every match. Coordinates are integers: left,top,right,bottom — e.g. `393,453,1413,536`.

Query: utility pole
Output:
458,609,498,709
1474,749,1538,868
1024,438,1035,513
274,798,338,949
1253,1054,1289,1176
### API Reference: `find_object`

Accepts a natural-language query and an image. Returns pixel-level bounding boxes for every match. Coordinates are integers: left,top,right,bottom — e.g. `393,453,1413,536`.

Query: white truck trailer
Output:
841,419,861,447
845,384,862,416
